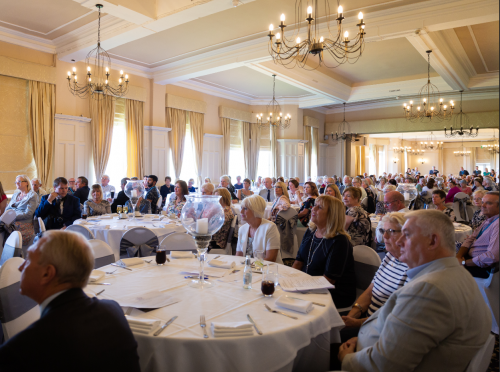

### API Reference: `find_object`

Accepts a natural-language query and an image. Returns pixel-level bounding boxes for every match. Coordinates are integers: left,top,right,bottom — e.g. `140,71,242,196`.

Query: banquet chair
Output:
296,226,308,247
0,257,39,341
120,227,159,258
38,217,46,233
474,268,499,335
160,232,197,254
88,239,115,268
275,208,299,266
209,214,237,256
0,209,17,249
66,224,95,240
465,333,496,372
157,195,162,210
0,231,23,266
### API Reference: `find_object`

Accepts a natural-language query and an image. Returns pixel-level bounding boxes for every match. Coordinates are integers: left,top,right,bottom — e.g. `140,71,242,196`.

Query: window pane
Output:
169,114,198,187
104,98,127,188
257,150,271,179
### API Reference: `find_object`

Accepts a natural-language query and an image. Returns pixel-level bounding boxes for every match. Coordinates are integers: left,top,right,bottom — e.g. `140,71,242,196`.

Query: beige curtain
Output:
89,95,116,182
28,81,55,188
468,147,476,172
241,122,251,179
221,117,231,175
311,127,319,179
304,126,311,179
190,112,204,186
270,124,277,177
249,123,261,181
125,99,144,179
167,108,187,180
438,148,444,174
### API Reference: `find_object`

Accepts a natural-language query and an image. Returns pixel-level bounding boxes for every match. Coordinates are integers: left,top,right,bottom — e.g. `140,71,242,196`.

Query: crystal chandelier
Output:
409,147,425,156
444,91,479,138
454,139,470,157
331,103,358,142
393,134,411,153
267,1,366,70
420,132,443,150
403,51,454,122
66,4,129,100
481,132,500,154
256,75,291,129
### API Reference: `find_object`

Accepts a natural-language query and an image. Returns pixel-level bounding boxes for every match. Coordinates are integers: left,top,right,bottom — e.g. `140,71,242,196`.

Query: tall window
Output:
257,126,271,178
378,146,386,175
105,98,127,186
228,120,245,181
169,112,197,185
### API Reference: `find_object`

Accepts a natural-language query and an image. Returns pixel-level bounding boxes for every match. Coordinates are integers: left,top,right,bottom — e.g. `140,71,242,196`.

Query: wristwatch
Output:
354,303,364,313
462,260,466,266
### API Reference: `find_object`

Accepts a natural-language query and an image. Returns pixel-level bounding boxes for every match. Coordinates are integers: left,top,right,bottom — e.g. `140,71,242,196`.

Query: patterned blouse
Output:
270,195,290,221
471,209,487,231
289,190,303,205
211,206,234,249
167,197,186,218
346,206,372,246
125,199,151,215
375,201,387,215
299,197,316,225
84,200,111,216
237,189,253,201
441,207,457,222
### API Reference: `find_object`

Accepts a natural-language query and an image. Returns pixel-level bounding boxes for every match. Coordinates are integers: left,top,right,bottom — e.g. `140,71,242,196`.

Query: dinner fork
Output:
264,304,298,320
105,269,117,274
200,315,209,338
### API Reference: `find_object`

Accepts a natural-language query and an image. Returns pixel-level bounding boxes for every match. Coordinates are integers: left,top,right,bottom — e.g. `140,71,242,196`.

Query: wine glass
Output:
123,205,128,214
124,180,145,220
254,249,265,272
180,195,224,289
117,205,123,214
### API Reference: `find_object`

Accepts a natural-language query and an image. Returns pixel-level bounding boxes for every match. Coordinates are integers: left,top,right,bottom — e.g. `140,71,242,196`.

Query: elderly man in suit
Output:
258,177,275,202
0,230,140,371
338,209,492,372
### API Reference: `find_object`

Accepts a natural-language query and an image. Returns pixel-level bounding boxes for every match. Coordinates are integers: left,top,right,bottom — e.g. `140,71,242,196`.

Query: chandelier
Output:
420,132,443,150
409,147,425,156
393,134,411,153
481,132,500,154
444,91,479,138
67,4,129,100
256,75,291,129
403,51,454,122
267,1,366,70
454,139,471,157
331,103,358,142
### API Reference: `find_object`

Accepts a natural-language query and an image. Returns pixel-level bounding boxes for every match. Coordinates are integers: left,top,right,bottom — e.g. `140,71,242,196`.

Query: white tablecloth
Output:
90,255,344,372
76,215,186,260
232,203,301,224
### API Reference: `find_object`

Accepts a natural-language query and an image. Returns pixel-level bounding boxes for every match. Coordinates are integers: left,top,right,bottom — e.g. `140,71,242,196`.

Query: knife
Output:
247,314,263,335
88,283,111,285
154,315,178,336
111,263,132,271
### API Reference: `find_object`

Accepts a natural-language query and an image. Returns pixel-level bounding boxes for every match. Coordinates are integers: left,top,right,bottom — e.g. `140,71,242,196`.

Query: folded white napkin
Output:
126,316,160,335
211,322,253,338
208,259,236,269
170,251,195,259
275,296,313,314
88,270,105,282
119,258,144,267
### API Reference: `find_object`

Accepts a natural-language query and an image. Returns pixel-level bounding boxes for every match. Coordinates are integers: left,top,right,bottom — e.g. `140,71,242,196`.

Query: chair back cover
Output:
0,257,39,340
353,245,381,298
0,210,16,226
275,208,298,255
120,227,159,257
157,195,162,209
465,333,495,372
38,218,46,233
66,224,95,240
453,192,470,222
88,239,115,268
160,232,197,253
0,232,23,266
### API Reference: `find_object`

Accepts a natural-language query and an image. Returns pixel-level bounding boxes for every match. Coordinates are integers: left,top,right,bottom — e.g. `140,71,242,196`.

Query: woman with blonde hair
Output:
269,181,290,222
84,184,112,216
209,188,235,251
325,183,342,201
293,195,356,308
0,181,7,216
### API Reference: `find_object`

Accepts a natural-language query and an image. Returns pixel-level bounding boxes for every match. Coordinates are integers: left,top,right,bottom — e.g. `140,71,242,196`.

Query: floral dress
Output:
84,200,111,216
211,206,234,249
167,197,186,217
470,209,486,231
299,197,316,225
346,206,372,246
442,207,457,222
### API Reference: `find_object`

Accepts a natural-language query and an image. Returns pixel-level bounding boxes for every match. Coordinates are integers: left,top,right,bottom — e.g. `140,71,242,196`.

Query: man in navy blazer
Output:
34,177,81,230
0,230,140,371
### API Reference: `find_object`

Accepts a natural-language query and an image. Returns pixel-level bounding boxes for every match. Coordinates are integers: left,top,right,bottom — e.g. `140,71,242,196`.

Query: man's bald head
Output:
384,191,406,212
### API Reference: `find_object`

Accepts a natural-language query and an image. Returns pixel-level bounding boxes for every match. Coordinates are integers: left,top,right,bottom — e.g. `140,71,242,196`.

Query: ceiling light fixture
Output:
67,4,129,100
331,103,359,142
393,133,410,153
420,132,443,150
403,51,454,122
444,91,479,138
267,1,366,70
256,75,291,129
481,132,500,154
454,139,471,157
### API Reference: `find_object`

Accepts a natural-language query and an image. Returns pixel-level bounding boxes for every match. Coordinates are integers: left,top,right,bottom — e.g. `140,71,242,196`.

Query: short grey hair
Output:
240,194,266,219
473,189,488,199
34,230,94,288
220,175,230,183
31,178,41,184
405,210,455,252
101,174,110,180
381,212,407,228
383,185,397,193
484,178,495,187
486,191,500,205
201,182,214,193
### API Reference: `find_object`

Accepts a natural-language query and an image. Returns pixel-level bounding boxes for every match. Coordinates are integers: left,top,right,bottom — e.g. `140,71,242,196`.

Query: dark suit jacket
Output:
0,288,140,372
111,190,130,213
34,194,81,230
73,186,90,205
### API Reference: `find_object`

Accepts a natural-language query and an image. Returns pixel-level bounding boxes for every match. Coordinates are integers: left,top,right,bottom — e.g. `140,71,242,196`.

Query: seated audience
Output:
352,177,367,200
160,176,175,207
235,195,281,263
5,175,38,245
111,177,130,213
293,196,356,308
470,189,488,230
456,191,499,278
187,178,196,193
237,178,254,201
432,189,456,222
269,181,290,222
125,191,151,215
288,179,303,205
338,210,492,371
325,183,342,201
100,175,116,201
375,185,397,215
258,177,276,202
472,177,484,192
483,177,498,191
209,188,235,251
459,179,472,197
343,187,371,247
483,167,491,177
145,175,160,213
384,191,409,213
73,176,90,205
67,178,76,193
31,178,48,201
0,230,140,371
201,182,214,195
166,180,188,217
234,176,244,190
445,179,461,203
83,184,112,216
204,177,211,184
361,179,375,213
298,181,318,226
35,177,81,230
0,181,8,217
422,177,437,194
220,175,238,202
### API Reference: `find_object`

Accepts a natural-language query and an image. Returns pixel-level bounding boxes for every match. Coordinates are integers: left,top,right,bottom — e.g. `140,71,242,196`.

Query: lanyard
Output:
477,216,499,240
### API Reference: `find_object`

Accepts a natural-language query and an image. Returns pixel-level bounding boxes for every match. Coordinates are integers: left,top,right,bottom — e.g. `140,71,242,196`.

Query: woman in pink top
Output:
459,179,472,197
445,179,461,203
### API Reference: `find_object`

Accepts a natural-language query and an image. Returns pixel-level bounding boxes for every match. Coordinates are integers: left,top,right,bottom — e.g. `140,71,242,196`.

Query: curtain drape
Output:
375,145,382,176
249,123,261,181
354,146,360,176
304,126,311,179
89,95,116,182
189,112,204,186
28,80,55,188
221,117,231,175
469,147,476,172
311,127,319,179
369,144,376,176
270,125,277,177
241,122,251,179
438,148,444,174
167,108,187,180
125,99,144,179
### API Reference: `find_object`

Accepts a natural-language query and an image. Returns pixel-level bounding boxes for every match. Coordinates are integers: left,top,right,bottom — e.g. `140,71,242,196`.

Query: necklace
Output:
306,232,324,273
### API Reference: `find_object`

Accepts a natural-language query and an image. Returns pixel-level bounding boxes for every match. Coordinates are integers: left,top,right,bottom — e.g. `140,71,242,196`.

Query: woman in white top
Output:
236,194,281,263
421,178,438,194
269,181,290,221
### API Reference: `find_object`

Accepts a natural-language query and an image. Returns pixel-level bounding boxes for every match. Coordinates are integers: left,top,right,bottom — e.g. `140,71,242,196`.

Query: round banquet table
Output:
89,254,345,372
232,203,301,224
74,215,186,260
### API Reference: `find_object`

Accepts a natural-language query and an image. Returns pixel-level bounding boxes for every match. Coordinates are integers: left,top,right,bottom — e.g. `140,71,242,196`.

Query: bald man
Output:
384,191,409,213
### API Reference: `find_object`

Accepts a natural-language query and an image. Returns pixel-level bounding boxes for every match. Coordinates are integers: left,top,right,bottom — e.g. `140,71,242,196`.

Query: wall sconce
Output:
418,158,426,164
392,158,399,163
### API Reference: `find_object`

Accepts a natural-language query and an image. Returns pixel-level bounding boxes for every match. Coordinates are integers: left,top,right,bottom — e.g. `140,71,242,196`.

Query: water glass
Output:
254,249,265,271
156,249,167,265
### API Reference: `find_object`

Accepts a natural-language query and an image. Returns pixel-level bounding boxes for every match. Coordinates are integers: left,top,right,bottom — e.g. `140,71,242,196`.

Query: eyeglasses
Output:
15,181,27,184
274,186,282,189
383,200,396,206
378,228,402,236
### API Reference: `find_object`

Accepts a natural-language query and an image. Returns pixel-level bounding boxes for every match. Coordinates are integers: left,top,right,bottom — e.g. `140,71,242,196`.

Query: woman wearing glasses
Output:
341,212,409,338
470,190,488,230
269,181,290,222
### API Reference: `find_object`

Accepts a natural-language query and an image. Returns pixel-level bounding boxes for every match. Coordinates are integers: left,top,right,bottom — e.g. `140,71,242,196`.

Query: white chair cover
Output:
275,208,299,260
120,227,159,258
0,232,22,266
465,333,495,372
38,218,46,233
66,224,95,240
474,270,499,334
453,192,470,222
88,239,115,268
352,245,381,298
0,257,39,340
0,210,17,226
160,232,197,254
157,195,162,210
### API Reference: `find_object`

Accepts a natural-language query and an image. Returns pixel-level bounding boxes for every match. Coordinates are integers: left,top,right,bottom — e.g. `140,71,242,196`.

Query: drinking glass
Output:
156,249,167,265
124,180,145,220
117,205,123,214
104,191,111,201
123,205,129,214
261,265,277,297
254,249,265,272
81,212,88,220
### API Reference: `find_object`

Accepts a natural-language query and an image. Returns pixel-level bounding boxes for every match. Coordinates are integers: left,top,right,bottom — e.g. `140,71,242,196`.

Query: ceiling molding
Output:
467,25,499,73
0,25,56,54
468,72,500,89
